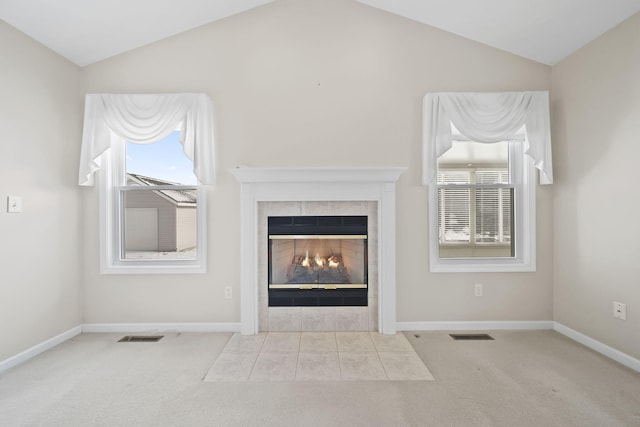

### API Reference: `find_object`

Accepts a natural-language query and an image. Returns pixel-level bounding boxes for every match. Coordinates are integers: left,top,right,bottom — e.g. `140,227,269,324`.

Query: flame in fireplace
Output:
302,250,311,267
328,255,340,268
299,251,341,269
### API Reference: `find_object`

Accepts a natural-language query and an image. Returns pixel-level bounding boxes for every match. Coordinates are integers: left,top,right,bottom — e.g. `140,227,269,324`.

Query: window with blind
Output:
438,168,513,255
431,139,536,269
423,91,548,273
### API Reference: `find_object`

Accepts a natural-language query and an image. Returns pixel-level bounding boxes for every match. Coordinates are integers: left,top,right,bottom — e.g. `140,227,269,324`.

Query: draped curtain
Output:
78,93,215,186
422,91,553,185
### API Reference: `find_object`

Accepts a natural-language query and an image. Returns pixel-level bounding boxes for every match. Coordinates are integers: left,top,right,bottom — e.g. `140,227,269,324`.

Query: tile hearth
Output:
203,332,434,382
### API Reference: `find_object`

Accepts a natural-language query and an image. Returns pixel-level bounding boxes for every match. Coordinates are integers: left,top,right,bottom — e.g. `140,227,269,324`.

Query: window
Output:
423,92,552,273
437,141,513,256
100,131,207,273
429,139,535,272
78,93,214,274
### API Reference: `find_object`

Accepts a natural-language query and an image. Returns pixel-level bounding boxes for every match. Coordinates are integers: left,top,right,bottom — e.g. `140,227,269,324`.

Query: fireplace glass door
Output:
268,216,367,306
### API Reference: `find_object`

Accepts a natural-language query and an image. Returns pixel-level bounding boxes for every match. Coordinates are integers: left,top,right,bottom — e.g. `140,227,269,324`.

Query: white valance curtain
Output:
422,91,553,185
78,93,215,186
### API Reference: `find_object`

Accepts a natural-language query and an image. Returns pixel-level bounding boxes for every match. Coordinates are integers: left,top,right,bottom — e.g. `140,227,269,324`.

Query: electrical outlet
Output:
224,286,232,299
7,195,22,213
474,283,483,297
613,301,626,320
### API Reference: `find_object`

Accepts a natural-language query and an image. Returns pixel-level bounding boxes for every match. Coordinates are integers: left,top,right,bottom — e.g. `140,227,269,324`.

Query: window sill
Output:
439,243,512,248
429,259,535,273
100,263,206,275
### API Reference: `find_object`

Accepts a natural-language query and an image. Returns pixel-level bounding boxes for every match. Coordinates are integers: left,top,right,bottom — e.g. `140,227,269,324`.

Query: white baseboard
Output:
5,321,637,375
82,322,241,333
0,325,82,374
0,323,240,373
397,320,554,331
553,322,640,373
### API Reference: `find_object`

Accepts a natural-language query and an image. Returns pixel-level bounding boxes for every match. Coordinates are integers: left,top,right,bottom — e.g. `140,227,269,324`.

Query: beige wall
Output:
81,0,553,324
4,0,639,367
0,21,83,360
551,13,640,359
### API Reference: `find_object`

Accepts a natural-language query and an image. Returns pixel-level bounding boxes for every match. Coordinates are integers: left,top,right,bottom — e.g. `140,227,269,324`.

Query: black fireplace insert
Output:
268,215,368,307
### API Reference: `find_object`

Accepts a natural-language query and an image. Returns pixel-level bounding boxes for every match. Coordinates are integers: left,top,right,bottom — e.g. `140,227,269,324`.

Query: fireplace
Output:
229,167,406,334
268,216,368,307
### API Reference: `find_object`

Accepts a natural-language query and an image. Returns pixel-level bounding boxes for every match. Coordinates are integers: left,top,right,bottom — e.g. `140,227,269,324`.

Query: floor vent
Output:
118,335,164,343
449,333,494,341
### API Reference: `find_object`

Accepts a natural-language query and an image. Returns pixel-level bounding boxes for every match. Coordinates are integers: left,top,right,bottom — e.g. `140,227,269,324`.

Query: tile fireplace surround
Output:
259,201,376,332
230,167,406,335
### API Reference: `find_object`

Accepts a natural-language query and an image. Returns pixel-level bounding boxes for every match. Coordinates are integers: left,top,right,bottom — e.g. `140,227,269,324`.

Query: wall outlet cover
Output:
7,195,22,213
474,283,483,297
613,301,627,320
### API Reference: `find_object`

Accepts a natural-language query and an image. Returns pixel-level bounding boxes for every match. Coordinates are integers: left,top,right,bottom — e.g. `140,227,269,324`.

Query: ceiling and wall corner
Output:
355,0,640,65
1,0,639,67
0,0,276,66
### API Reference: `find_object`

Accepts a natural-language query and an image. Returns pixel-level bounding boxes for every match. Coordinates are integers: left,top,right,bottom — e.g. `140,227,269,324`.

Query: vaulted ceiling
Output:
1,0,639,67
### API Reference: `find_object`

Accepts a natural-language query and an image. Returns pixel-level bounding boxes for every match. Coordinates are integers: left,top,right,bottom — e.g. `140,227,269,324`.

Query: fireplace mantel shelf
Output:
229,167,406,184
230,166,407,335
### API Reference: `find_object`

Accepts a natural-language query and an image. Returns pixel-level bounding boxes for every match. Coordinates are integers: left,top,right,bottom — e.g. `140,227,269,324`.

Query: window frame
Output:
99,136,207,274
429,140,536,273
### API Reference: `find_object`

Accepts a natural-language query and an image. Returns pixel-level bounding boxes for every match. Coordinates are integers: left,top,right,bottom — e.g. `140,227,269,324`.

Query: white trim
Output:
0,326,82,374
3,322,638,375
0,323,241,373
397,320,554,331
230,167,406,335
229,167,405,184
396,320,640,373
81,322,241,333
553,322,640,373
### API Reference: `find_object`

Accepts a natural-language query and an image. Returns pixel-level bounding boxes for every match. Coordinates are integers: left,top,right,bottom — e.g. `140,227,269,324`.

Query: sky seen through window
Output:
126,131,197,185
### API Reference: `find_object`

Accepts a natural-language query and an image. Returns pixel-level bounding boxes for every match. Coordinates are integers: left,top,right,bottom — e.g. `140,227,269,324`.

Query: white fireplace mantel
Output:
230,167,406,335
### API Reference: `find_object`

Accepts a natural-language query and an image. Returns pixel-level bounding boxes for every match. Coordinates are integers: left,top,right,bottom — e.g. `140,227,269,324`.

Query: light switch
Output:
7,196,22,213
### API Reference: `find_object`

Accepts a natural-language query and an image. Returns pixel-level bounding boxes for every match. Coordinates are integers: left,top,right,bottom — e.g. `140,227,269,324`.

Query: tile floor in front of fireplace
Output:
203,332,434,382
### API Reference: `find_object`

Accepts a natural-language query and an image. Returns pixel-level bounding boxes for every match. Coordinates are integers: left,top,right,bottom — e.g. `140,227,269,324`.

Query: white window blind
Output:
437,171,470,243
438,169,512,246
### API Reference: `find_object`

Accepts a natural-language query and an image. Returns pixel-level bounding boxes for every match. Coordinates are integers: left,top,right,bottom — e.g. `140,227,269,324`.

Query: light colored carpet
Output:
1,330,639,426
204,332,434,381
